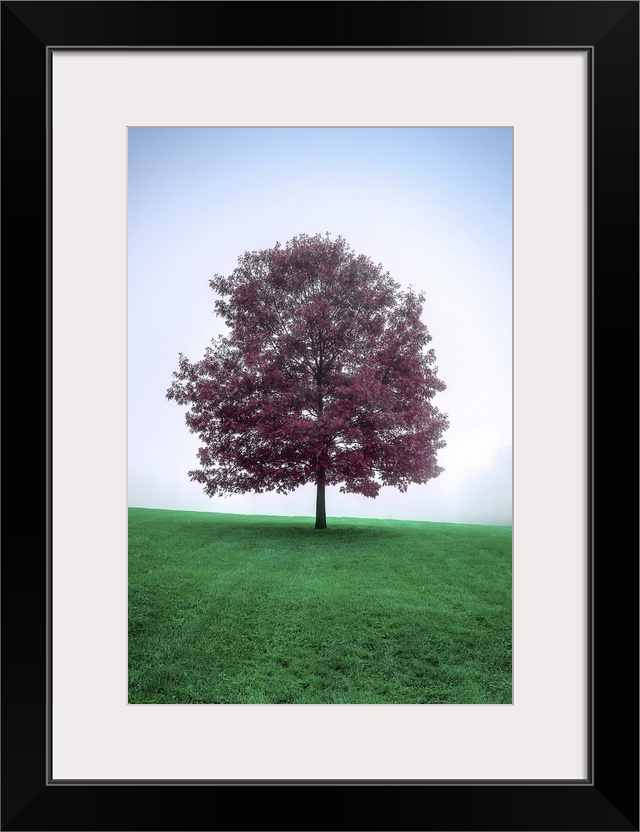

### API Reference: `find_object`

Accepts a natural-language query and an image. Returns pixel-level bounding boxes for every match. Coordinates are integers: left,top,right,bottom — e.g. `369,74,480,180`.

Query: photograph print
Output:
128,127,512,705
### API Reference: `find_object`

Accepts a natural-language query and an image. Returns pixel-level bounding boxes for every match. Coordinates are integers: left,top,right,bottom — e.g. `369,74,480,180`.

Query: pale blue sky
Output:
128,127,512,525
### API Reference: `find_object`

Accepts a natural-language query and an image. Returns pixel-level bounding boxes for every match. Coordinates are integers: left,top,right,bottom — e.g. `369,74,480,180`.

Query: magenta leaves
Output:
167,233,449,510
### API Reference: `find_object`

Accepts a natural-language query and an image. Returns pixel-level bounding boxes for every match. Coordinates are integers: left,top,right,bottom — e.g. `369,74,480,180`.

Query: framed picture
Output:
2,2,637,830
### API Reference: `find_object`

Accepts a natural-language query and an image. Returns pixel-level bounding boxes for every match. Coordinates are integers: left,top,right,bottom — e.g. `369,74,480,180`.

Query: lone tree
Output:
167,233,448,529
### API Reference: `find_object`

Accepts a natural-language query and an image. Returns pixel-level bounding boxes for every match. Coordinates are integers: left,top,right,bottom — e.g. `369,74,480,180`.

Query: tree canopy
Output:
167,233,448,528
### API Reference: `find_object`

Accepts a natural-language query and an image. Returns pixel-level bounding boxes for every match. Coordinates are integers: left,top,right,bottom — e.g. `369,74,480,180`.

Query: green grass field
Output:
128,507,512,704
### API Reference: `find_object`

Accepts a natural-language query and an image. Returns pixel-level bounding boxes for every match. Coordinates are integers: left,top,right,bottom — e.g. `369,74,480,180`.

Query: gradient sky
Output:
128,127,512,525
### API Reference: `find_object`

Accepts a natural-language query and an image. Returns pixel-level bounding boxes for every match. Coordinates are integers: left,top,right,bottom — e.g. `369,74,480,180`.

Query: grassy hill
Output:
129,507,511,704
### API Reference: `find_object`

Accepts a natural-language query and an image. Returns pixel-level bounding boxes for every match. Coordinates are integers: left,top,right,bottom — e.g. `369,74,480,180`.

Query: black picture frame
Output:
2,2,638,830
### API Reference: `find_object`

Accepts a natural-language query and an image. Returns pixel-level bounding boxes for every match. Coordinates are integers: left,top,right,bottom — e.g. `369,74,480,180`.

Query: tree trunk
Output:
315,469,327,529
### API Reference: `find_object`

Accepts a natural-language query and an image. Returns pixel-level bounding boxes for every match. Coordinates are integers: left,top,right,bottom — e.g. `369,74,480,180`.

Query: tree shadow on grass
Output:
189,514,415,547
